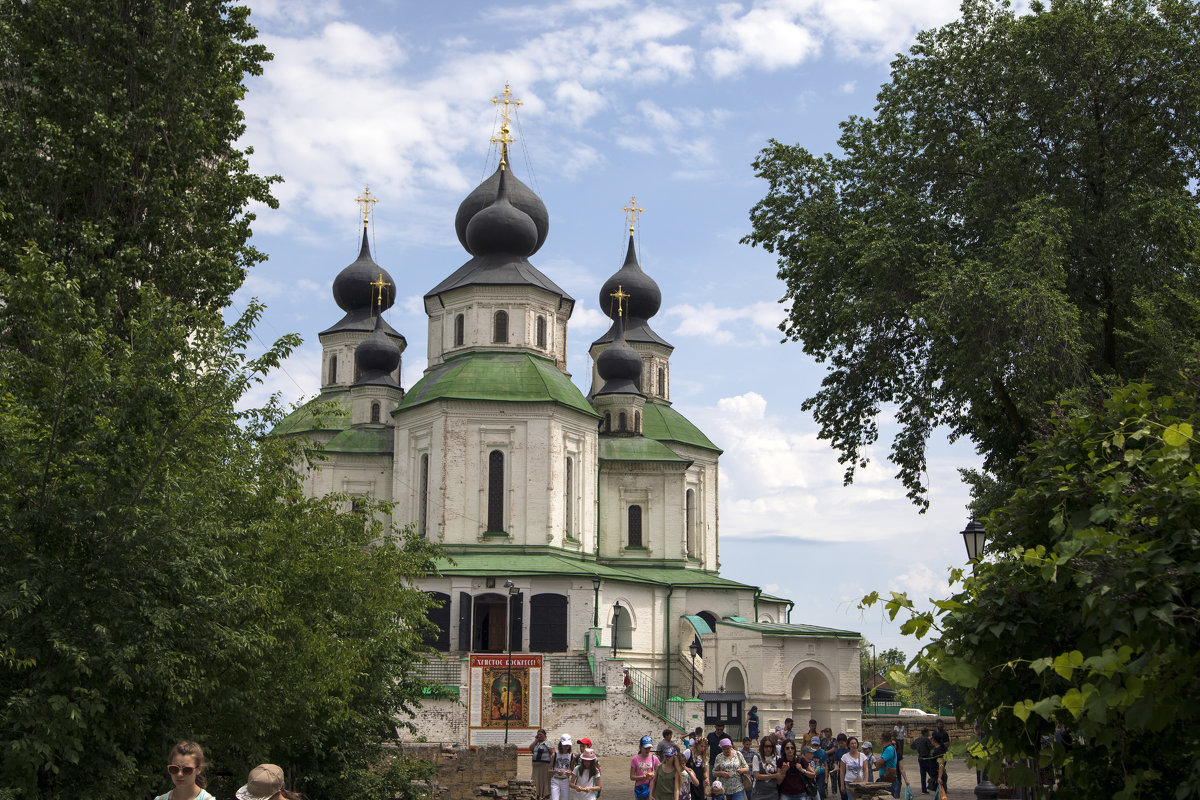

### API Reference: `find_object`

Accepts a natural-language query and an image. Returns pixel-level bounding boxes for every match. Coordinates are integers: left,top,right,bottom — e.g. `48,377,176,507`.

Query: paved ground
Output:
518,754,984,800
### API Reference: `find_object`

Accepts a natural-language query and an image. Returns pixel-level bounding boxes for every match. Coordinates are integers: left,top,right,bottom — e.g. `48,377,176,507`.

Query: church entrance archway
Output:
472,593,508,652
692,610,718,657
791,666,831,730
724,665,746,694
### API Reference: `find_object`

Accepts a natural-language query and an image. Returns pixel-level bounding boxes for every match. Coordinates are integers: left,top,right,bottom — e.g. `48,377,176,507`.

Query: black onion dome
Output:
465,168,539,256
455,164,549,255
595,315,644,396
333,227,396,313
599,235,661,321
353,318,401,386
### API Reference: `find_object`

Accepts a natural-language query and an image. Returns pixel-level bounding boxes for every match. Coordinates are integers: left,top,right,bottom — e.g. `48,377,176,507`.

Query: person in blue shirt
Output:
877,731,909,798
808,737,827,798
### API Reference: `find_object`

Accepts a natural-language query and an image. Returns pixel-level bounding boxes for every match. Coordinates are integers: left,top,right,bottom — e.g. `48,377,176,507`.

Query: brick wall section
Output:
401,743,534,800
861,718,973,748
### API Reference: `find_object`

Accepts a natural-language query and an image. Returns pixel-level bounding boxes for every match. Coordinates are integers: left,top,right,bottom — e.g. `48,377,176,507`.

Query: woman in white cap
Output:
551,734,578,800
236,763,304,800
571,748,602,800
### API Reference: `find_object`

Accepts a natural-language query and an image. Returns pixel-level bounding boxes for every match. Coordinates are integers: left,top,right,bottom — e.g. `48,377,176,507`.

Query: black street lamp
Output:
955,520,1000,799
688,640,699,698
961,518,987,561
612,600,622,660
504,579,519,744
592,575,601,627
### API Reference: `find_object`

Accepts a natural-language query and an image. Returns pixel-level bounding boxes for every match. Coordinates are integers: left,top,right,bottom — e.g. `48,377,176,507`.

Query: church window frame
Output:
564,457,574,539
454,313,465,347
635,410,641,432
536,315,547,348
618,411,627,432
493,310,508,343
686,488,697,558
329,355,337,384
370,401,381,424
627,504,643,548
604,412,611,432
418,453,430,537
486,449,505,533
658,366,666,398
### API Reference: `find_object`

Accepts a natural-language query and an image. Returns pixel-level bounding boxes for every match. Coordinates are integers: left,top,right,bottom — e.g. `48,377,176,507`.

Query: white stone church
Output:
275,111,863,749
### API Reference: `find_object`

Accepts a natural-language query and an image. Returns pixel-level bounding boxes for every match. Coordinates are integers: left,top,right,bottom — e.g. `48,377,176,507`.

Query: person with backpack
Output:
712,738,750,800
750,737,781,800
775,739,816,800
632,735,660,800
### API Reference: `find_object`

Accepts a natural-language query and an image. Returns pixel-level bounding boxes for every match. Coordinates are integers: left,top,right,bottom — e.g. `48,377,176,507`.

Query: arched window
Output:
635,411,641,432
627,505,643,548
454,313,465,346
493,310,508,343
370,401,381,424
565,457,574,538
658,367,666,397
530,593,569,652
686,488,696,558
423,592,451,651
604,412,611,432
536,315,547,348
612,604,633,649
329,356,337,384
419,453,430,537
618,411,627,431
487,450,505,532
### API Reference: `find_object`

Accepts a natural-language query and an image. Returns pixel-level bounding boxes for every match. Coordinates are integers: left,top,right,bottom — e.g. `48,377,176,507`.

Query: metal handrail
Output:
627,667,688,730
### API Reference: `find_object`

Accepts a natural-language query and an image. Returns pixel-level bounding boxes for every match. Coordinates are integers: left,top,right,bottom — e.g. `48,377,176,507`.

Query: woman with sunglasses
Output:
775,739,816,800
750,736,780,800
156,741,214,800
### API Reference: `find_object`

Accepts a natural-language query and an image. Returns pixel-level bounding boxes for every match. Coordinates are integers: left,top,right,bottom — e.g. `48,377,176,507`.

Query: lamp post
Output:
612,600,622,661
688,640,698,698
956,519,1000,800
592,575,601,627
961,517,987,561
504,579,519,744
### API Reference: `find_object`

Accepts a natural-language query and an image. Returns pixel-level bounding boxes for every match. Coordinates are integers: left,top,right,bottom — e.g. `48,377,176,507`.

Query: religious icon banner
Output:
468,654,542,747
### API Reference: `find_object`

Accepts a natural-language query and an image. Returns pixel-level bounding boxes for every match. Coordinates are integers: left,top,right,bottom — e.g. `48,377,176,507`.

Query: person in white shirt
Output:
839,737,870,800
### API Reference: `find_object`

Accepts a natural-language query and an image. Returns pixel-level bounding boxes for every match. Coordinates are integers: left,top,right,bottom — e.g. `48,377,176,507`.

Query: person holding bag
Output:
877,731,909,798
712,738,749,800
774,739,816,800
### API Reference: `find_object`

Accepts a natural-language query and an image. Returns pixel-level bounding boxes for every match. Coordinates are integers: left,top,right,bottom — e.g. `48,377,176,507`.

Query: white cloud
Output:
839,80,856,93
553,80,608,126
705,4,820,78
665,301,783,344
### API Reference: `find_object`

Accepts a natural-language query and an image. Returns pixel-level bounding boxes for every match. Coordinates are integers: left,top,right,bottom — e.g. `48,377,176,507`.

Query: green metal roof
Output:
431,549,757,591
642,401,721,453
717,618,860,639
325,426,393,454
272,391,351,435
758,593,794,605
683,615,713,635
599,437,691,464
399,352,600,418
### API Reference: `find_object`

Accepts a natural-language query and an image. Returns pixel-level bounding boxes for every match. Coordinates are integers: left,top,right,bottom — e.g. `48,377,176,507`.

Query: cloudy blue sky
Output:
233,0,985,664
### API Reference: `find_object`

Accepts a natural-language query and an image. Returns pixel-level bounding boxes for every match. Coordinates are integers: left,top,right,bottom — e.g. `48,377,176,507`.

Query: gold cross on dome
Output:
491,83,522,165
610,284,630,317
355,185,378,225
491,82,523,126
622,194,645,234
370,271,392,309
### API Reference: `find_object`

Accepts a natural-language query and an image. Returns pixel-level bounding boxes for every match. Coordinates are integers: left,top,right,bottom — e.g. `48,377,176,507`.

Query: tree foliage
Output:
743,0,1200,508
0,3,441,798
865,382,1200,798
0,0,276,326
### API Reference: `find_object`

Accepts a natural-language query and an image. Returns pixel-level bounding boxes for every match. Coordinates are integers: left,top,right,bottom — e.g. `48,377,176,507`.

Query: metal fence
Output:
410,657,463,684
628,667,688,730
863,701,902,715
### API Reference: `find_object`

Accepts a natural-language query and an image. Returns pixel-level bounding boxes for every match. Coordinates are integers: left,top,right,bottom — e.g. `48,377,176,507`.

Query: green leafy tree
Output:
0,2,441,797
865,382,1200,798
0,0,276,325
743,0,1200,509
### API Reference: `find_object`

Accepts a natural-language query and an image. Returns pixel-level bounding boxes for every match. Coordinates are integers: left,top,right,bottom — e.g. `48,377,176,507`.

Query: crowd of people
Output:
529,717,959,800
